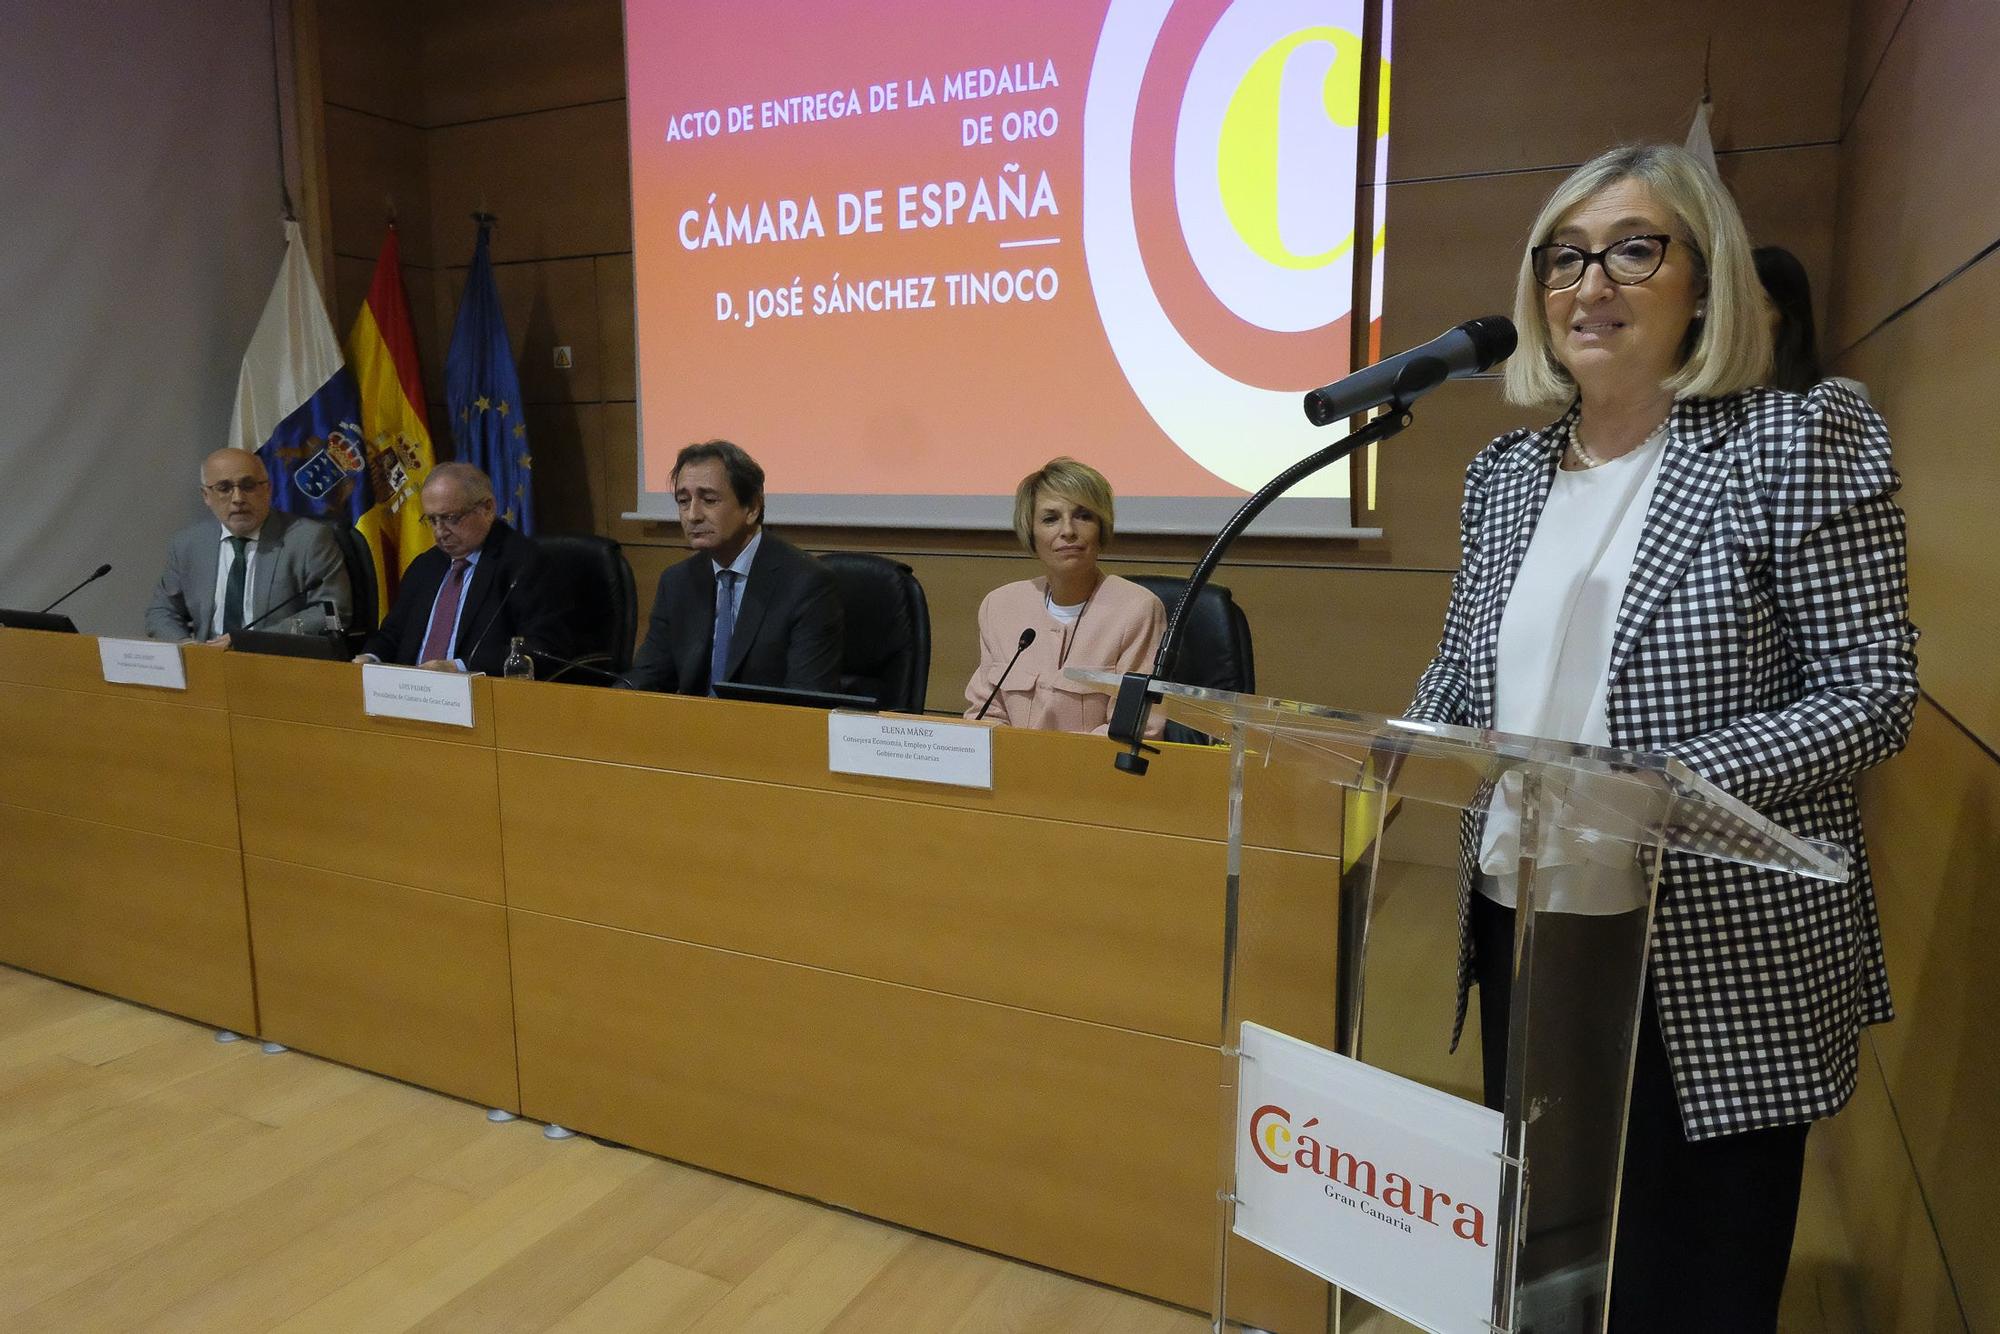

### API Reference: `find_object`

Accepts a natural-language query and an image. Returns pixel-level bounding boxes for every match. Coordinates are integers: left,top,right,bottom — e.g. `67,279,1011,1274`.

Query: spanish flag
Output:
344,224,436,619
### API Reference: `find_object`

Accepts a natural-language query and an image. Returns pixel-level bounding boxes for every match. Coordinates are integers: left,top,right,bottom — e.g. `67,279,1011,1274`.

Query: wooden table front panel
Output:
491,680,1337,856
500,748,1233,1042
508,910,1327,1331
244,856,518,1110
0,682,238,848
231,716,502,903
0,804,255,1031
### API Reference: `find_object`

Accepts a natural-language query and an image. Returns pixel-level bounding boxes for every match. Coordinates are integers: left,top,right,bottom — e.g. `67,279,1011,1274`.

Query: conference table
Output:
0,628,1347,1332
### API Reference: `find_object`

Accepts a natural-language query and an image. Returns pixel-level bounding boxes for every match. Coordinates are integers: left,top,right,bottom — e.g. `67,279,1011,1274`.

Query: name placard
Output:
828,712,992,789
97,637,187,690
362,663,476,728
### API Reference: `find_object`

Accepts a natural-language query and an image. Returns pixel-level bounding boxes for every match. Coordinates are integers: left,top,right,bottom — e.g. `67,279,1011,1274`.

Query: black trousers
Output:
1470,891,1810,1333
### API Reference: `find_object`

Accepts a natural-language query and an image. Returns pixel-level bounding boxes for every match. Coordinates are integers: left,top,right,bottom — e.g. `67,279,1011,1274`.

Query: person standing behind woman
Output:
964,458,1165,736
1406,144,1916,1331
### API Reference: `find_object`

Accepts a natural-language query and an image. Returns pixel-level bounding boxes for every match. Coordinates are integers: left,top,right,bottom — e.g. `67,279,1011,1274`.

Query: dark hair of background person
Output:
672,438,766,510
1753,245,1825,394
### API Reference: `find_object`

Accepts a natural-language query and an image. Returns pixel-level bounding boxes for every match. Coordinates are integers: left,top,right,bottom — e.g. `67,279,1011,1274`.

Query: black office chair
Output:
327,521,379,641
533,533,637,680
817,552,931,712
1128,574,1256,745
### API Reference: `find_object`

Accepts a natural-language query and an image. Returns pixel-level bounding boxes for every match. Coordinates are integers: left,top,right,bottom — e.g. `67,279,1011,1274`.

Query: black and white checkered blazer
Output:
1407,382,1917,1141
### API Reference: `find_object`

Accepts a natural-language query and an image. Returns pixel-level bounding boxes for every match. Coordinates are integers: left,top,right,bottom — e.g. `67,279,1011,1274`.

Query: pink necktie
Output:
419,559,472,662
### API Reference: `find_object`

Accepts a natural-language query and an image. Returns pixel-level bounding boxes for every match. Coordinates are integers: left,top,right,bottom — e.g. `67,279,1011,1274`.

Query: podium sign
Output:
1236,1023,1502,1334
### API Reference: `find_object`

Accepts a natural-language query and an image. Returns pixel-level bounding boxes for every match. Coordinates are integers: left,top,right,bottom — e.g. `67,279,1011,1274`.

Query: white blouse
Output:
1477,429,1668,914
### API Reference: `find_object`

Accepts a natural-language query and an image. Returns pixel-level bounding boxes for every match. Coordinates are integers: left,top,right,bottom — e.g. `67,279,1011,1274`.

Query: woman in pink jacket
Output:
963,458,1165,736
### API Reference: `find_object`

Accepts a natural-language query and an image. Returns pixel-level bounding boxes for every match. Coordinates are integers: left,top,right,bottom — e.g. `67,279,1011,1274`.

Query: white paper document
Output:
97,637,187,690
827,712,993,789
361,663,477,728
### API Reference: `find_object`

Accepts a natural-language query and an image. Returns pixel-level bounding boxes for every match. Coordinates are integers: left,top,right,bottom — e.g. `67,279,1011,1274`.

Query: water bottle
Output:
502,636,534,680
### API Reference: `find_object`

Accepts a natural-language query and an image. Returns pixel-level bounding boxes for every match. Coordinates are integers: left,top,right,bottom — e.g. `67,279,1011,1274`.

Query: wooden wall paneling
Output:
1821,1035,1969,1332
1716,144,1843,342
1853,703,2000,1329
507,911,1328,1332
596,253,635,402
314,0,426,127
522,401,608,537
1840,0,1915,128
498,750,1231,1042
1388,0,1848,183
1828,0,2000,351
324,104,434,269
1834,240,2000,753
434,256,602,405
419,0,626,128
427,102,632,267
231,714,502,904
0,804,255,1033
244,856,519,1111
0,684,238,849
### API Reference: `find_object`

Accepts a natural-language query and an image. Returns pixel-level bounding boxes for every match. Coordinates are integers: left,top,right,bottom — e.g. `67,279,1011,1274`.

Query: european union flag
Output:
446,218,534,532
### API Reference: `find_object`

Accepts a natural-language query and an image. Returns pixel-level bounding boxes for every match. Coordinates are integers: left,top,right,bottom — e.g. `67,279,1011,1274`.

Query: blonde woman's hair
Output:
1504,143,1773,406
1012,458,1116,552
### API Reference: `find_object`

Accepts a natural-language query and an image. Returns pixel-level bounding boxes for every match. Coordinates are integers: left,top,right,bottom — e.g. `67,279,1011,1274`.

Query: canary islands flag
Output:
345,224,437,618
228,220,367,524
447,219,535,532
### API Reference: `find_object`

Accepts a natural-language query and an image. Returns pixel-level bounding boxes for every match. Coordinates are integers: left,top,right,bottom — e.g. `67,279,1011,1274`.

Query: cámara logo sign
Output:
1248,1103,1489,1246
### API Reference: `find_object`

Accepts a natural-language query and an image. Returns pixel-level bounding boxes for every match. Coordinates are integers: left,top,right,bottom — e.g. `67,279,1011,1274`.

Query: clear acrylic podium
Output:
1072,672,1848,1334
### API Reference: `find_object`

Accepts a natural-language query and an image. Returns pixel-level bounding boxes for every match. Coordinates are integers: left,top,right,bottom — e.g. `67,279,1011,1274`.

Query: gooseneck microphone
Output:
238,586,317,634
1109,317,1519,774
1303,316,1517,426
457,576,521,669
524,649,620,686
40,563,113,614
975,628,1036,720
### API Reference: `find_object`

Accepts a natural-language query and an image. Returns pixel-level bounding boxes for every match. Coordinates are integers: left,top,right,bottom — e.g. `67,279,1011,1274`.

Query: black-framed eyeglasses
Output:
203,478,269,497
418,499,491,530
1530,234,1674,290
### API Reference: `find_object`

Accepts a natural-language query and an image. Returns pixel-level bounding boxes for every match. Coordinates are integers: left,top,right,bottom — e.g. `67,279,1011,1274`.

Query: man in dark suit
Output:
619,440,842,695
355,462,567,675
144,448,352,644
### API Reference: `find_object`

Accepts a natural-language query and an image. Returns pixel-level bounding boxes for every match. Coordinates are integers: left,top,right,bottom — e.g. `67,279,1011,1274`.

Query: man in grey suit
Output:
144,448,352,645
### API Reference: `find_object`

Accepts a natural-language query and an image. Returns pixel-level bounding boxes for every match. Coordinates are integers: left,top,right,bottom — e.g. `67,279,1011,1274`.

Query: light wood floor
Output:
0,964,1863,1333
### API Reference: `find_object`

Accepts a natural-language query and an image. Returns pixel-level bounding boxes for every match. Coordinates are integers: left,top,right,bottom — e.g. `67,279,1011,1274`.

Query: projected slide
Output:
624,0,1389,534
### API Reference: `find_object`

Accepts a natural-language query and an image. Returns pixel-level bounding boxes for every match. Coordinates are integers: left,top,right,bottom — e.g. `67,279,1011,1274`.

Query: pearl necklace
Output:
1567,416,1669,470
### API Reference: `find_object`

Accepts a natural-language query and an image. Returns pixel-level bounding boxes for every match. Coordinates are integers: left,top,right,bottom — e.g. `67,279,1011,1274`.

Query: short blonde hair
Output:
1504,143,1772,406
1012,458,1116,552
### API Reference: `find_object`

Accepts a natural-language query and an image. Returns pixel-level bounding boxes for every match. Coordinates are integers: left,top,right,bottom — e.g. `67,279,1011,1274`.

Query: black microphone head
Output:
1459,316,1517,371
1017,627,1036,648
91,563,112,578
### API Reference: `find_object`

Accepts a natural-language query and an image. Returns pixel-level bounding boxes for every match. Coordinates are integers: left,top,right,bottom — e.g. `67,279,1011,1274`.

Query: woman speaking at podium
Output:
963,458,1164,735
1405,144,1916,1331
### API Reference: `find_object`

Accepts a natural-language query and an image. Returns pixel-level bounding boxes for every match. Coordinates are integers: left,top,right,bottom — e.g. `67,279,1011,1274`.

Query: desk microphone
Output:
40,563,112,614
458,576,521,667
525,649,619,685
975,628,1035,720
238,586,317,633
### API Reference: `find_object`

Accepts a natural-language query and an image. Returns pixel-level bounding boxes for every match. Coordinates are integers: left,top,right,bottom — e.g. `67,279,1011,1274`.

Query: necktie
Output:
709,570,738,695
420,559,472,663
222,536,249,637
